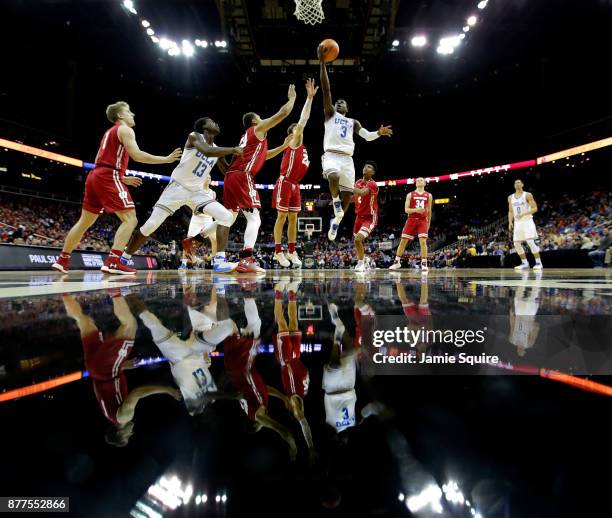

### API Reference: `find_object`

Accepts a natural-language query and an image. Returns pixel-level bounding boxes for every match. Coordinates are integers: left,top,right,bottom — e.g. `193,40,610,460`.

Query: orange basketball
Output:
318,38,339,63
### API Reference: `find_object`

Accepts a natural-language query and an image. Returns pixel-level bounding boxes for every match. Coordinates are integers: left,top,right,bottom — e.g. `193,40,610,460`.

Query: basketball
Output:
319,38,339,63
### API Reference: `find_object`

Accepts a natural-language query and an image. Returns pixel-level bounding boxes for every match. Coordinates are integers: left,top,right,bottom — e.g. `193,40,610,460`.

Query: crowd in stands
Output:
1,187,610,269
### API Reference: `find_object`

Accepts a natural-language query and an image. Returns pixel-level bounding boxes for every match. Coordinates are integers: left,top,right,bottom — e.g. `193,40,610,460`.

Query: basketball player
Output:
52,101,182,275
127,292,239,415
223,297,298,460
272,278,315,458
352,161,379,272
509,272,541,356
508,179,543,270
389,177,433,272
179,175,218,270
120,117,242,273
272,78,319,268
214,85,298,274
318,46,392,240
62,292,180,446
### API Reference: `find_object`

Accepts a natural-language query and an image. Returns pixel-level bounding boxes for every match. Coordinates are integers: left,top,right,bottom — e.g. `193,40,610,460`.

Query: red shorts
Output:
223,171,260,211
82,167,135,214
272,177,301,212
353,215,377,237
273,332,309,397
402,217,429,240
82,331,134,424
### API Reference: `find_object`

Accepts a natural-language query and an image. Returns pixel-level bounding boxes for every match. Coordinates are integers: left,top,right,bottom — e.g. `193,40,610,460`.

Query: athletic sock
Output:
421,258,428,268
59,251,70,259
240,248,254,259
288,242,295,254
395,256,401,263
535,257,542,265
522,259,529,266
120,251,132,265
275,243,282,254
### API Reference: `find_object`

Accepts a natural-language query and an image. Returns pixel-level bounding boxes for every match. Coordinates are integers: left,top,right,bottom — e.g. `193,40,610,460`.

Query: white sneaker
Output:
328,219,339,241
274,252,291,268
389,261,401,270
332,200,344,219
355,261,366,272
532,263,543,270
285,252,302,268
514,263,530,270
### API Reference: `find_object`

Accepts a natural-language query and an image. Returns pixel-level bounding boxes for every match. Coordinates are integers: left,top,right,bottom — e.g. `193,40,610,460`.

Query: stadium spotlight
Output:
215,495,221,503
440,35,462,48
411,35,427,47
182,40,195,57
214,40,222,47
122,0,137,14
392,39,400,47
219,40,227,48
201,494,208,504
478,0,488,9
195,495,201,505
151,36,159,43
146,28,154,36
467,15,478,26
141,20,150,28
159,37,172,50
437,45,454,55
463,26,470,32
168,47,181,56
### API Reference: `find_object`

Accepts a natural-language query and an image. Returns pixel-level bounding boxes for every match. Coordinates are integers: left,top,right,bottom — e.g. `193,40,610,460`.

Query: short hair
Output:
336,98,349,110
514,178,524,183
287,123,298,135
364,160,378,172
242,112,257,129
194,117,213,133
106,101,129,123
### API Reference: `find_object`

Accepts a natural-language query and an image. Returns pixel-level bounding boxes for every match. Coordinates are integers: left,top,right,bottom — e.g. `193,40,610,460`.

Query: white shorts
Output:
155,181,216,215
513,218,538,242
321,152,355,192
187,214,216,239
324,390,357,433
322,352,357,393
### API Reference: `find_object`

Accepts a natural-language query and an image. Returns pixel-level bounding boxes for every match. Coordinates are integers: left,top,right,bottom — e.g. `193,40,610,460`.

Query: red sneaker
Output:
101,258,137,275
52,254,71,273
235,256,265,273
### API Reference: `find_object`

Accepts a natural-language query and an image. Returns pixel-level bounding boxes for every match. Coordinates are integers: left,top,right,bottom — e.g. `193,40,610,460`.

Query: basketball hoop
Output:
305,223,315,240
294,0,325,25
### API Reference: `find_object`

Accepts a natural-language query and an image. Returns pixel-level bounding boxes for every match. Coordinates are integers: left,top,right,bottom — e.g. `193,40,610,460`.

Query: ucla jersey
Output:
324,112,355,156
510,192,533,220
171,137,218,191
324,390,357,433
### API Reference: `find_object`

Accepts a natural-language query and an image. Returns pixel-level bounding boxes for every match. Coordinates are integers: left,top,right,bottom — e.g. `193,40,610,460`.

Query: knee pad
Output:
526,239,539,254
140,207,170,237
514,242,525,255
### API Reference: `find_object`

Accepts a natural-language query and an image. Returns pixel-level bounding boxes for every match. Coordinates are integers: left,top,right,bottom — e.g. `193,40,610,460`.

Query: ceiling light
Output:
141,20,150,28
151,36,159,43
478,1,488,9
463,26,470,32
182,40,195,57
437,45,454,55
411,35,427,47
392,39,400,47
440,35,462,48
467,15,477,26
146,28,154,36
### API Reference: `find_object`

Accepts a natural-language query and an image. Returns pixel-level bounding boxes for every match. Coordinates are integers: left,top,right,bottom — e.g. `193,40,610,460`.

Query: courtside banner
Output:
0,244,158,270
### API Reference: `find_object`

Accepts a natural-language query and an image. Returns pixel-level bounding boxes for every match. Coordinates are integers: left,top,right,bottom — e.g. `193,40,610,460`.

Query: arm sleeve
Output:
358,127,380,141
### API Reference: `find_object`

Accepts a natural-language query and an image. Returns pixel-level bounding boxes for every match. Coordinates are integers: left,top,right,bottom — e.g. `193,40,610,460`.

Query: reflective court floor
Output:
0,269,611,518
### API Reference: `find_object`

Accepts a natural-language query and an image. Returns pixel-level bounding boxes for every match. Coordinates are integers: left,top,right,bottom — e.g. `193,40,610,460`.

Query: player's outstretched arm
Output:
266,134,292,160
255,84,297,137
318,47,335,120
290,78,319,147
189,132,243,158
118,126,181,164
353,120,393,141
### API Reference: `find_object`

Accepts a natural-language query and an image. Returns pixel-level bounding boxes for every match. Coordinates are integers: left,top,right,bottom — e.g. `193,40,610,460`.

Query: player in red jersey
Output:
389,177,433,272
272,79,319,268
61,291,180,446
213,85,297,274
52,101,181,275
223,297,298,460
352,161,379,272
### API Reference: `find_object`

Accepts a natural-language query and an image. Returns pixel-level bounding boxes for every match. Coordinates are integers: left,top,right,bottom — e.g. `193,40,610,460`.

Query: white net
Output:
294,0,325,25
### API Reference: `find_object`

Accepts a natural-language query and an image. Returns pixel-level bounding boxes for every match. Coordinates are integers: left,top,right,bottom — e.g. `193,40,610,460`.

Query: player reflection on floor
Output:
272,276,315,461
509,270,542,357
126,290,239,416
223,295,298,460
62,291,180,447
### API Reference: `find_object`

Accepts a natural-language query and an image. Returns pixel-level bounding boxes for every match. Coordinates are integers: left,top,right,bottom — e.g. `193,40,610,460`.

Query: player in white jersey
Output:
129,292,238,415
318,45,393,240
509,272,542,357
323,302,358,434
120,117,242,263
508,179,543,270
179,176,218,270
